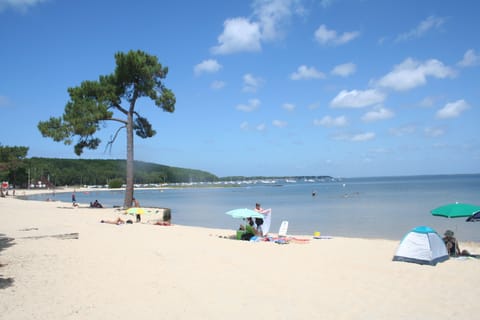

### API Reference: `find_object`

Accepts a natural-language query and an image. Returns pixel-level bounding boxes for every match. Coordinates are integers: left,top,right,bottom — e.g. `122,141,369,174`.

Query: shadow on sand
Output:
0,233,15,289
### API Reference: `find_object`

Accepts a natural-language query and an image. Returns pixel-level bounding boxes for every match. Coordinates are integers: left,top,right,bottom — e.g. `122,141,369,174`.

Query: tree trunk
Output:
124,110,134,208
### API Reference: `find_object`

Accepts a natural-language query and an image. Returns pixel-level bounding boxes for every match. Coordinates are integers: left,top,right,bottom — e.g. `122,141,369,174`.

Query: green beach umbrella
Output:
431,203,480,218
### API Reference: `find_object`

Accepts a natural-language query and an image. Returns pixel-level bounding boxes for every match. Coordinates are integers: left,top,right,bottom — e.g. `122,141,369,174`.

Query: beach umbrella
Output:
127,207,145,215
431,203,480,218
466,211,480,222
225,208,264,219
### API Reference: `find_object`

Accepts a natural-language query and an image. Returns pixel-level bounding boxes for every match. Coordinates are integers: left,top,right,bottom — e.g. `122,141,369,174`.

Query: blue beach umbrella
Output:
225,208,264,219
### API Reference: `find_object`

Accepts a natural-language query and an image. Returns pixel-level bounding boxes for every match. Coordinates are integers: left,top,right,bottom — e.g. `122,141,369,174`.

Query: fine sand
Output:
1,190,480,320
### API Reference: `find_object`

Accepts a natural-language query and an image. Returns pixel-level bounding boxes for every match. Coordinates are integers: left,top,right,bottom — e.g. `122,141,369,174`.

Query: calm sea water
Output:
24,174,480,241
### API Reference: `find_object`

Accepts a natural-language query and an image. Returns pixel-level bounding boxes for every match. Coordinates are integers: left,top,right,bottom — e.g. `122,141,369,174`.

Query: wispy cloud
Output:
290,65,325,80
0,95,10,107
333,132,376,142
256,123,266,131
242,73,264,92
374,58,455,91
313,115,348,127
314,24,360,46
436,99,470,119
424,126,445,138
395,15,445,42
239,121,266,132
0,0,48,13
319,0,336,8
236,98,261,112
330,89,386,108
282,103,295,111
252,0,302,41
458,49,480,67
331,62,356,77
272,119,288,128
194,59,222,76
210,80,226,90
389,125,416,137
361,106,394,122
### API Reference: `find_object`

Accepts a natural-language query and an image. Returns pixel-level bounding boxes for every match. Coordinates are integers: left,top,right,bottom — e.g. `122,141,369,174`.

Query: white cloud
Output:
389,125,416,137
211,18,262,54
458,49,480,67
419,96,436,108
361,107,394,122
424,126,445,138
330,89,386,108
194,59,222,76
0,0,48,13
256,123,266,131
374,58,455,91
282,103,295,111
334,132,375,142
212,0,304,55
314,24,360,46
319,0,335,8
351,132,375,142
236,99,261,112
252,0,301,41
290,65,325,80
242,73,264,92
436,99,470,119
272,119,288,128
210,80,225,90
331,62,356,77
240,121,250,130
313,115,348,127
395,15,445,42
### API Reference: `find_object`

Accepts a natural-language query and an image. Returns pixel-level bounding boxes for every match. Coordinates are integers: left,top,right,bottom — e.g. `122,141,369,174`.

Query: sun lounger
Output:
278,221,288,238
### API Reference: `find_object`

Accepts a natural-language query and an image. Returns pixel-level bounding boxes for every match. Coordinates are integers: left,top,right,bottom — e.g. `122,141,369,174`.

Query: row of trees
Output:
0,145,29,188
0,150,218,188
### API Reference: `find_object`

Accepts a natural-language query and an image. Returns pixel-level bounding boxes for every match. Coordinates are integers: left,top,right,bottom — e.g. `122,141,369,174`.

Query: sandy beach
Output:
1,190,480,320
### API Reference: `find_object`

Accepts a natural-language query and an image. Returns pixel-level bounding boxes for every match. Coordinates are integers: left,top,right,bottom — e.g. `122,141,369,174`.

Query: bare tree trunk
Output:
124,110,134,208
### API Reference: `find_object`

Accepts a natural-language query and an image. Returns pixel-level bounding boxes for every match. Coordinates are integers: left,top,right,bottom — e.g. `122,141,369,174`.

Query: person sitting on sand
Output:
443,230,461,256
91,200,103,208
100,217,132,225
239,219,258,240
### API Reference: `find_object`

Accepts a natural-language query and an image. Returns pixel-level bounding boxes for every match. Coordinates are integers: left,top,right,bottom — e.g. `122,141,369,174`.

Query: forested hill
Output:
26,157,218,187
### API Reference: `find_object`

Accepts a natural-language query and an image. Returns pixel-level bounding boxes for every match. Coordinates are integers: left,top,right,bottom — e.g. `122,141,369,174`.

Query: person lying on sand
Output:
100,217,133,225
152,220,171,226
144,219,172,226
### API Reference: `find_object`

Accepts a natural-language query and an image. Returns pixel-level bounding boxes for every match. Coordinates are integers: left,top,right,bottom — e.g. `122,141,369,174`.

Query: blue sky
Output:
1,0,479,178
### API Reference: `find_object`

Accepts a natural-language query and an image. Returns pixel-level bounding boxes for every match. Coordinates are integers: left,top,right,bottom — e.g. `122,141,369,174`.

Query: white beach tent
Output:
393,226,449,266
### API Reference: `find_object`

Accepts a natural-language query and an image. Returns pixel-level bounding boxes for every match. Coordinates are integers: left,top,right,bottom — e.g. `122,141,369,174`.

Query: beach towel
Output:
261,208,272,236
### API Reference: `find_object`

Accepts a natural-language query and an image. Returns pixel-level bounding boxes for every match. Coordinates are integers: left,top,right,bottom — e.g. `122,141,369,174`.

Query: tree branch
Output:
109,103,129,115
108,117,128,125
105,125,126,153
